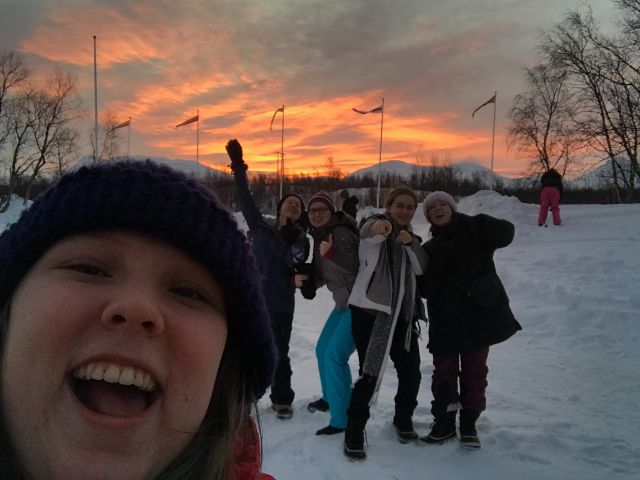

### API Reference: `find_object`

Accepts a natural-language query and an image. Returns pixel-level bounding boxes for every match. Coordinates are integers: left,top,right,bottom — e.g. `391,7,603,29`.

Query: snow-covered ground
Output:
1,191,638,479
256,191,640,480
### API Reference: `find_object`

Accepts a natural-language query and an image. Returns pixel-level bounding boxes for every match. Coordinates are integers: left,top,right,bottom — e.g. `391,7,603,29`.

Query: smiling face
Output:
428,201,454,226
279,196,302,223
1,231,228,480
308,201,332,228
387,194,417,227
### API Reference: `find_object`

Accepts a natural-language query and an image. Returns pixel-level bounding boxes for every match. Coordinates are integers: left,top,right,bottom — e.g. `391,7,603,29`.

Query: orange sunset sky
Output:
1,0,614,177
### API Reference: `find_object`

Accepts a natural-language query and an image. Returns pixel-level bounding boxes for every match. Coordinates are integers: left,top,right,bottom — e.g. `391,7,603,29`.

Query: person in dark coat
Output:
538,168,563,226
226,139,309,420
418,191,521,449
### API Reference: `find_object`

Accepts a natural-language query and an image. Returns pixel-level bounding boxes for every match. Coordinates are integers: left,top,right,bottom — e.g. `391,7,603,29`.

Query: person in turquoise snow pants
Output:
296,192,359,436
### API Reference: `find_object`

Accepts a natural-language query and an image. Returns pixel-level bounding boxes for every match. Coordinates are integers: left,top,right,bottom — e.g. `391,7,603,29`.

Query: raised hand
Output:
319,233,333,256
372,219,393,237
225,139,247,172
396,229,413,245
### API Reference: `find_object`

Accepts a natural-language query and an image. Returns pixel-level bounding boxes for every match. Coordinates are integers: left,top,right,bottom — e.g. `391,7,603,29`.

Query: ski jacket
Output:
233,167,308,315
303,212,359,310
231,416,275,480
540,169,563,195
348,214,427,314
418,212,521,355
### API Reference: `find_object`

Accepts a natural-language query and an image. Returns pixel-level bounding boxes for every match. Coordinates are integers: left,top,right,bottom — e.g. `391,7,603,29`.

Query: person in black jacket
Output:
226,139,309,420
418,191,521,449
538,168,563,226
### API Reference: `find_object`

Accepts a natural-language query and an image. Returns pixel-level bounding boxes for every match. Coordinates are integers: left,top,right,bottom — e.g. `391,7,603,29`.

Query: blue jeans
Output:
316,308,356,429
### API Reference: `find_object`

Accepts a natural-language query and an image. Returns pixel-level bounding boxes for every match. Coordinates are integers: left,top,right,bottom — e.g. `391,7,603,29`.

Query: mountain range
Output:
78,155,617,189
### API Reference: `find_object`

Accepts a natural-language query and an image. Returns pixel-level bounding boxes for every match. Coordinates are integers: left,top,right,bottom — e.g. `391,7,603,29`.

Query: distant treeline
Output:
1,164,635,213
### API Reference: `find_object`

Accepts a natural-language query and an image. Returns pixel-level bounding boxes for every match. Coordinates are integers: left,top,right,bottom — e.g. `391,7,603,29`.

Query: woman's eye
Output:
64,262,108,277
170,287,209,303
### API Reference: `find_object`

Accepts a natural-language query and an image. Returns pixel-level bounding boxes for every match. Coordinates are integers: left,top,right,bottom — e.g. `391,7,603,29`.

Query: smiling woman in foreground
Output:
0,161,276,479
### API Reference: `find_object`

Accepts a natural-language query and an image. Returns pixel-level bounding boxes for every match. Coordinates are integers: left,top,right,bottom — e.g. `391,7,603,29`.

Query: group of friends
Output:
226,139,522,462
0,138,526,479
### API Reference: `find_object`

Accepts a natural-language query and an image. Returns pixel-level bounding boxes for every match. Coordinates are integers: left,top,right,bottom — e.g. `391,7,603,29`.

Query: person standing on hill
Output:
538,168,563,226
343,186,428,461
419,191,522,449
226,139,309,421
295,192,359,437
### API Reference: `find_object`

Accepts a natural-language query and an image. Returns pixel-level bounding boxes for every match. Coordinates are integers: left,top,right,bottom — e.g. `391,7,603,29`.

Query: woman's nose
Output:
100,290,165,336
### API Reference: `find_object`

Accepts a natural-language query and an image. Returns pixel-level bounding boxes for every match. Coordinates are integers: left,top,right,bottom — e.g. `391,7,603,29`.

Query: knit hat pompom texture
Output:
0,160,276,398
423,191,457,218
308,192,336,213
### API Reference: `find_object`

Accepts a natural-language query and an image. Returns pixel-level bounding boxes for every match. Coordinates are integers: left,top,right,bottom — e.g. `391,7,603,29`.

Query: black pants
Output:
348,306,421,422
269,311,295,405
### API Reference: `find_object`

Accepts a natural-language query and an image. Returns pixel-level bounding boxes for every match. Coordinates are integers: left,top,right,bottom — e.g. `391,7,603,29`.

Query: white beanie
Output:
423,191,457,218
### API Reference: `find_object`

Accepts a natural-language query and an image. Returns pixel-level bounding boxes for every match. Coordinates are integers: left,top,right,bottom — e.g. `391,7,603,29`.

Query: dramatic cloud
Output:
0,0,619,175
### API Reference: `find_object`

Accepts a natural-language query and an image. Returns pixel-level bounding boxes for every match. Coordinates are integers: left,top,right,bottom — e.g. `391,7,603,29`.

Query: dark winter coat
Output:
418,212,521,355
300,212,359,310
541,169,563,195
233,167,309,315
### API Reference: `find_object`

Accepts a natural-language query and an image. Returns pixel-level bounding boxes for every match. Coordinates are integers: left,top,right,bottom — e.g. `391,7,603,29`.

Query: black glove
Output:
226,139,247,173
300,277,317,299
280,219,300,244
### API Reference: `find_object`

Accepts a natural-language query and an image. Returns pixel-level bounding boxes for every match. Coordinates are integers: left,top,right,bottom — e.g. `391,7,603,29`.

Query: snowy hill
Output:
345,160,518,188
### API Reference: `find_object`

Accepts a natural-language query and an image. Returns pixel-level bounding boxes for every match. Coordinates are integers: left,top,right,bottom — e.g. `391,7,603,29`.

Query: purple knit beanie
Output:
423,191,457,219
0,160,276,398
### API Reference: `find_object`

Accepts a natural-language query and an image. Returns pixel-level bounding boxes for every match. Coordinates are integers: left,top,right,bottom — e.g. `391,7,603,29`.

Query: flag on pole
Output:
269,106,284,131
472,93,496,118
175,114,199,128
109,119,130,131
352,105,383,115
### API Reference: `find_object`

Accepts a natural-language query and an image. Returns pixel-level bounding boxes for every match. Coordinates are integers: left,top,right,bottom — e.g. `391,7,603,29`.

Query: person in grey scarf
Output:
343,186,428,461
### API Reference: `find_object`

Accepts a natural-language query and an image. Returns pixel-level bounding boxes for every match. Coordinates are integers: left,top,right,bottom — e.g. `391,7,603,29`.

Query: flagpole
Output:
280,104,285,198
93,35,99,163
126,117,131,159
377,97,385,209
196,109,200,177
490,91,497,190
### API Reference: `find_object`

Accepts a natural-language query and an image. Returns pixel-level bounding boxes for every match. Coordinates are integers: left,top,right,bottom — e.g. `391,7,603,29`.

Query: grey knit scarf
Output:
363,236,416,379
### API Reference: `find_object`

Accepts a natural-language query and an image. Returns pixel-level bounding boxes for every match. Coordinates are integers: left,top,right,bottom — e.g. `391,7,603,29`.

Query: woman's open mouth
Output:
70,362,160,418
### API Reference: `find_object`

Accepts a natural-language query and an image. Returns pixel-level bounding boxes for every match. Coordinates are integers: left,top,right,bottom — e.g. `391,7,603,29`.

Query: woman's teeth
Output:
73,362,157,392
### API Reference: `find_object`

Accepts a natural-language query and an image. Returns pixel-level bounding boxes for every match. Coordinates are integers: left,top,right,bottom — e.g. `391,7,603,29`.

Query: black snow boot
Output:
307,398,329,413
393,416,419,444
343,417,367,461
459,409,481,449
420,411,457,444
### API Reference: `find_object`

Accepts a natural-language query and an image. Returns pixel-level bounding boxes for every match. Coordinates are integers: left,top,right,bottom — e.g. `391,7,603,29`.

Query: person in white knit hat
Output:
419,191,521,450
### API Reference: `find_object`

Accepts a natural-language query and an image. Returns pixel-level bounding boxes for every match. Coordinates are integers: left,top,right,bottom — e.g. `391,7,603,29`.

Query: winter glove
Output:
299,277,317,299
295,263,317,299
226,139,247,173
